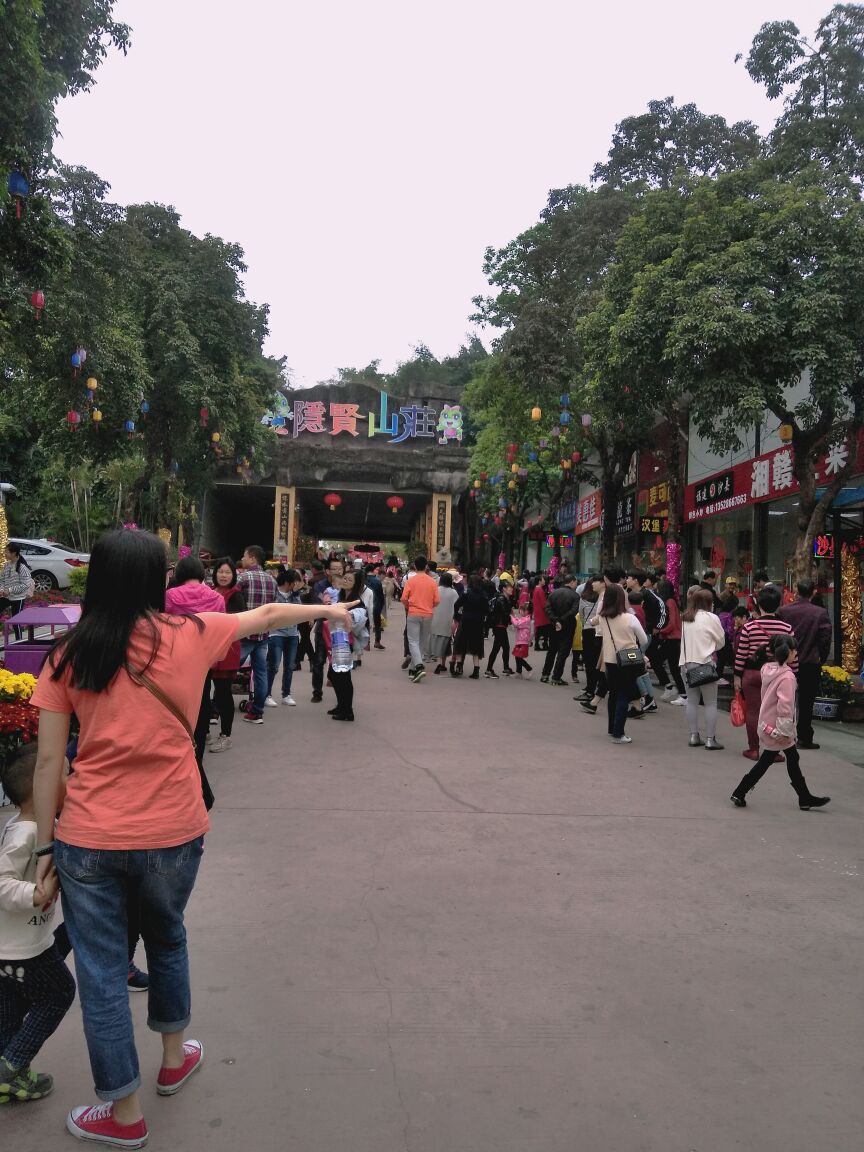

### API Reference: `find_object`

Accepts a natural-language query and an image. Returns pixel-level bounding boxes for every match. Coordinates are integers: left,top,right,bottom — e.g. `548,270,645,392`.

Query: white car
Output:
9,538,90,591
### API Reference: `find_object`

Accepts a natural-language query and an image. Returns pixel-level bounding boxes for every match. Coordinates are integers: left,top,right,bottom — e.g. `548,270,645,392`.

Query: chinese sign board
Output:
684,432,864,524
615,493,635,535
574,491,602,536
261,391,464,447
545,534,575,549
813,533,864,559
637,481,670,535
556,499,577,532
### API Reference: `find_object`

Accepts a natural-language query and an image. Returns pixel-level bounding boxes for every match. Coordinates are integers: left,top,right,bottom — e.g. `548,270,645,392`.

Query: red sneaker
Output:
156,1040,204,1096
742,749,759,761
67,1102,148,1147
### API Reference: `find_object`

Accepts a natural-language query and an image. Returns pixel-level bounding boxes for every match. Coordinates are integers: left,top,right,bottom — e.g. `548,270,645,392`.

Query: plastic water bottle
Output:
327,586,353,672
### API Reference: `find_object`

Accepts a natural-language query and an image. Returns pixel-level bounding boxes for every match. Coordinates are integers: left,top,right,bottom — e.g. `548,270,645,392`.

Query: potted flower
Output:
0,667,39,805
814,665,853,721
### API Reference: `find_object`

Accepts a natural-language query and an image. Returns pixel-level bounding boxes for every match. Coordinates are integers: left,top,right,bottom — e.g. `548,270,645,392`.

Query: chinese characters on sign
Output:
574,492,602,535
556,499,577,533
694,472,734,508
640,517,670,535
261,392,465,447
615,493,635,535
545,534,575,549
278,491,290,545
436,500,447,553
813,534,864,559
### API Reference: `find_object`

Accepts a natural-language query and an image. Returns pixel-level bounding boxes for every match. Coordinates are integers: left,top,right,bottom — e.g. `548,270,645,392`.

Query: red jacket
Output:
532,584,549,627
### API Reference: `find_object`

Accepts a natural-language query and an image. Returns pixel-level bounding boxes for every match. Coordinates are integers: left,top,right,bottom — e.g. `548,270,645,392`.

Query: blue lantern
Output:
124,419,136,434
559,393,570,406
7,171,29,218
559,410,571,425
498,498,507,509
140,400,150,415
170,460,180,475
71,352,82,376
528,451,538,462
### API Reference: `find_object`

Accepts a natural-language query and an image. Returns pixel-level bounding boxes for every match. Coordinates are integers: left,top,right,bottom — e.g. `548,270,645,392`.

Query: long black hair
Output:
50,529,179,692
5,541,28,572
212,556,238,588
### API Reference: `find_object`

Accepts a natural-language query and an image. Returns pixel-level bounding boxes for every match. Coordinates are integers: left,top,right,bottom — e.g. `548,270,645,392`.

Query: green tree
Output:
743,4,864,178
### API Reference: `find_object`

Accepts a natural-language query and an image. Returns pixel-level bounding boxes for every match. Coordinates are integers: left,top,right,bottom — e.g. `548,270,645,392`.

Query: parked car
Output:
9,538,90,591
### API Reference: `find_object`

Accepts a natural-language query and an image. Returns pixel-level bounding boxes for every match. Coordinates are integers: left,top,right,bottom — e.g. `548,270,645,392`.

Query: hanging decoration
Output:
581,413,592,428
66,410,82,431
511,463,519,473
140,400,150,416
538,438,547,449
71,352,82,377
7,170,29,218
92,408,103,427
210,431,221,445
124,419,136,438
550,425,561,438
30,290,45,319
199,407,209,428
473,479,481,489
386,495,405,514
76,347,88,366
531,406,542,421
840,548,862,674
778,424,794,443
508,479,517,490
665,540,682,596
86,377,98,404
571,451,581,464
559,410,571,425
323,493,342,513
528,451,538,462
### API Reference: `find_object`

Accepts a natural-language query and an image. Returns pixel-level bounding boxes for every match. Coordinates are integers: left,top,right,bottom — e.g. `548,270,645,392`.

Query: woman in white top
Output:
595,583,648,744
430,572,459,673
680,588,726,749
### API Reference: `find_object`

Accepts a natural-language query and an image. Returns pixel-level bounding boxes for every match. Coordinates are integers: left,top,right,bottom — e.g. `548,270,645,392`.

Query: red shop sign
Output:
684,431,864,524
574,491,602,535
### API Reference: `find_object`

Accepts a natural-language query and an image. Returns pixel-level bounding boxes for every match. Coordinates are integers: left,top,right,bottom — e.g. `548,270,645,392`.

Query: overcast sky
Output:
55,1,832,387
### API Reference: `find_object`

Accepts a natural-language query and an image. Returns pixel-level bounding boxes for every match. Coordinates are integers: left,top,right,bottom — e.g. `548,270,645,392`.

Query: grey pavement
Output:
5,604,864,1152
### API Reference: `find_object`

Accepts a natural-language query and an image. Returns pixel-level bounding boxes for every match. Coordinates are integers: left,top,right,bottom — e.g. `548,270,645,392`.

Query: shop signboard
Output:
684,431,864,524
574,491,602,535
813,533,864,559
638,480,671,535
556,499,577,533
615,492,635,535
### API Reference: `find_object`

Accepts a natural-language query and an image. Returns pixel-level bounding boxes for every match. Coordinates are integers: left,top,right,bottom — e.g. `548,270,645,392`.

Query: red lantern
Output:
323,493,342,513
30,290,45,319
571,450,581,464
479,471,488,481
66,409,82,431
386,495,404,515
483,533,490,541
199,407,209,428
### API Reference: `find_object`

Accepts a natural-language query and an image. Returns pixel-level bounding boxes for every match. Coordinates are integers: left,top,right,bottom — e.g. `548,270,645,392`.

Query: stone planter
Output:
813,696,842,721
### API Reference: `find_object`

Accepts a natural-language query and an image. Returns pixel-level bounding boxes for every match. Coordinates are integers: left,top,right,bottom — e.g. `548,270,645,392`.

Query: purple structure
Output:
2,605,81,675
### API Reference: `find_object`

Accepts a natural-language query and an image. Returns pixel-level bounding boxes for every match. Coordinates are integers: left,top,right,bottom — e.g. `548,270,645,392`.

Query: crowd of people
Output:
0,532,841,1146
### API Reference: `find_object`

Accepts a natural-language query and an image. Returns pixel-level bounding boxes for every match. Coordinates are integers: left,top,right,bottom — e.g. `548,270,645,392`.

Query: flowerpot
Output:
813,696,842,721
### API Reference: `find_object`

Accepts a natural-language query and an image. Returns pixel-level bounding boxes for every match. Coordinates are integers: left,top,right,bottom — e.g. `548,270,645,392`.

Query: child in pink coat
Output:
731,634,830,810
512,605,534,677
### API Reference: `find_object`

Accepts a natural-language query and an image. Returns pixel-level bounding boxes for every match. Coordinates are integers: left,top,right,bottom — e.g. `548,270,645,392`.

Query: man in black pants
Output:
778,578,832,749
540,576,580,685
365,564,386,649
310,556,344,702
626,570,667,710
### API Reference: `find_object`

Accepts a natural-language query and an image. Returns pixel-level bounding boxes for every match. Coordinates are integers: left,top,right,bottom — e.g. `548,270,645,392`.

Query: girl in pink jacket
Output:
512,606,534,677
731,634,830,811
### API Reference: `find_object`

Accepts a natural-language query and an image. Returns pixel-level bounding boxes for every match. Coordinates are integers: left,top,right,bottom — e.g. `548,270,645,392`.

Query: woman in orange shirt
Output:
31,529,353,1148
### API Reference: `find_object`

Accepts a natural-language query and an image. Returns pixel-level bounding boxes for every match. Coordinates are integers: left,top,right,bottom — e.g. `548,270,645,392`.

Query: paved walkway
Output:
6,605,864,1151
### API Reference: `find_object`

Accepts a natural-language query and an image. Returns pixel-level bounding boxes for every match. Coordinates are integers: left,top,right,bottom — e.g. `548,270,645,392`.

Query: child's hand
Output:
34,866,59,907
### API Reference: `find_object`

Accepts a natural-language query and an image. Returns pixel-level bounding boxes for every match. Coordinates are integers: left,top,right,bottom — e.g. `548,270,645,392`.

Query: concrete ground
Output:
5,604,864,1152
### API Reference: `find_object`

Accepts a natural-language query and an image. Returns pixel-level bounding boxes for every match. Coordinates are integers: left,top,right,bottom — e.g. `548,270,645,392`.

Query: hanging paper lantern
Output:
511,463,519,473
551,425,561,438
66,409,82,430
124,419,136,436
324,493,342,512
559,410,571,425
526,520,533,530
528,451,538,462
140,400,150,415
479,471,488,481
518,467,528,478
86,377,98,393
199,407,209,427
474,479,481,489
779,423,793,443
76,347,88,365
508,443,518,455
92,408,103,425
498,498,507,509
71,352,82,377
571,450,581,464
30,290,45,319
531,406,542,421
508,480,517,490
211,431,221,444
7,171,29,218
170,460,180,475
386,495,404,514
581,413,592,427
538,438,548,449
562,458,572,470
480,515,488,526
483,533,490,541
559,393,570,406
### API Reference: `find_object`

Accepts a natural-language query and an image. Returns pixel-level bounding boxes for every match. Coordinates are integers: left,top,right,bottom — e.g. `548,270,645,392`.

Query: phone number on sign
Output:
686,493,749,522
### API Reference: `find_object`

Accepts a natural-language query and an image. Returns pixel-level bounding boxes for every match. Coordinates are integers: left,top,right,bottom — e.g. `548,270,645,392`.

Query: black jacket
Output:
777,597,832,665
546,586,580,625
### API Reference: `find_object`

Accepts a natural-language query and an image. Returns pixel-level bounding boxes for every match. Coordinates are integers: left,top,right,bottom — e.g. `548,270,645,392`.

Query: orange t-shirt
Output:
31,612,239,850
401,572,440,617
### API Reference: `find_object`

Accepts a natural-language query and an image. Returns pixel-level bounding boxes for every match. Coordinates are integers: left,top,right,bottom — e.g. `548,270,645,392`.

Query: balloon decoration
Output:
7,170,29,218
324,493,342,513
386,495,404,514
665,540,682,596
30,290,45,319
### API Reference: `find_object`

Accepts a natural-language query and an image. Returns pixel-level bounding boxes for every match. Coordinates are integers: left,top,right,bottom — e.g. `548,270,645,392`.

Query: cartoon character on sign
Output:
436,404,463,445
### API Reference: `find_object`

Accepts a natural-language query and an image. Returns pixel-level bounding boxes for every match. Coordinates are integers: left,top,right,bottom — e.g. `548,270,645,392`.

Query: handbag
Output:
681,627,720,688
126,665,215,811
604,619,646,675
730,690,746,727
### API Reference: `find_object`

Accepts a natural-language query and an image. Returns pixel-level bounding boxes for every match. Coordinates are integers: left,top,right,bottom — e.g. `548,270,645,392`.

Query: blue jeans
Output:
240,637,269,716
55,836,204,1101
267,634,298,698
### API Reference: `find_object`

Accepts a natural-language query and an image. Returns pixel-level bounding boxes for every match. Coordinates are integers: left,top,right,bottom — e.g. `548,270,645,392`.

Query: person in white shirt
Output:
0,745,75,1103
680,588,727,750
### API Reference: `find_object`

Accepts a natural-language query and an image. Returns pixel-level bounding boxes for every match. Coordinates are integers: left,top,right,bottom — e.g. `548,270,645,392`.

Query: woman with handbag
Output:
28,528,356,1148
679,588,726,749
597,583,648,744
0,542,35,639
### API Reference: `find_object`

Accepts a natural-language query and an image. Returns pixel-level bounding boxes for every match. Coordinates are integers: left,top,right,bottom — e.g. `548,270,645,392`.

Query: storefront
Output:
574,489,602,575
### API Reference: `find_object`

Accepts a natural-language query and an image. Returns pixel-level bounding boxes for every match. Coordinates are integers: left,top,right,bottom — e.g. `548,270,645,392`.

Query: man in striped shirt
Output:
237,545,279,723
733,585,796,759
